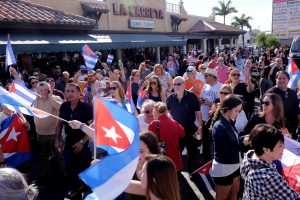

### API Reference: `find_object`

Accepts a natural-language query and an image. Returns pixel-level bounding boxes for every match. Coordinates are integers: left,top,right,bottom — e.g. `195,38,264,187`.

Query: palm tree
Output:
212,0,237,24
231,14,253,48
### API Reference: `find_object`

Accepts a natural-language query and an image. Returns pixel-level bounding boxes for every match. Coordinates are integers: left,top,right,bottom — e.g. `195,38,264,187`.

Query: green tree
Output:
266,35,280,47
231,14,252,47
255,33,267,47
212,0,237,24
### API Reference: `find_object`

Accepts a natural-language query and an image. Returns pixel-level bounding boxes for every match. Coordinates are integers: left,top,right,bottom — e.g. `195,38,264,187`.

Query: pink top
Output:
215,65,229,84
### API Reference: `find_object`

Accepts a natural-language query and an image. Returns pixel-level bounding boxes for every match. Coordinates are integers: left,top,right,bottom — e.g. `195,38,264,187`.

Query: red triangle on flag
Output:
283,164,300,192
9,81,16,93
95,99,130,150
192,160,212,175
83,44,95,55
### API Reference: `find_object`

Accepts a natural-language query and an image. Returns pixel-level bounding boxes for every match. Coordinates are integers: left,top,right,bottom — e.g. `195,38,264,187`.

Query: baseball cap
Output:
80,65,86,69
205,68,217,78
186,66,196,73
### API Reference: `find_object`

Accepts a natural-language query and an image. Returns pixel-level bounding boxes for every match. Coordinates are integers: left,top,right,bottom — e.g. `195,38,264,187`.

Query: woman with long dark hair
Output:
259,66,273,98
210,95,243,200
144,76,166,103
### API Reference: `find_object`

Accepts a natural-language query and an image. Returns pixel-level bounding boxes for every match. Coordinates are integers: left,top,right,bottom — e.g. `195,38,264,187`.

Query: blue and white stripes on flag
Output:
0,86,48,118
82,44,98,72
80,98,139,200
5,34,17,70
9,81,36,106
107,54,114,65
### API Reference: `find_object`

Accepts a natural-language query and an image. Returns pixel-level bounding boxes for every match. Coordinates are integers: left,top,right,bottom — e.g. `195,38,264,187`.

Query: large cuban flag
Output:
280,136,300,192
79,98,140,200
0,114,31,167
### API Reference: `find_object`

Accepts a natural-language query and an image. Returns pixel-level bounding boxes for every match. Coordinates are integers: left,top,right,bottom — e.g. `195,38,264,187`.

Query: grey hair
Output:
140,99,156,113
37,81,50,90
0,168,38,200
173,76,184,83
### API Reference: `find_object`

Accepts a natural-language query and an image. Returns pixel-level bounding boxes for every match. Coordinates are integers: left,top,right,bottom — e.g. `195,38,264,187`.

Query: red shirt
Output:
208,60,217,69
148,115,185,171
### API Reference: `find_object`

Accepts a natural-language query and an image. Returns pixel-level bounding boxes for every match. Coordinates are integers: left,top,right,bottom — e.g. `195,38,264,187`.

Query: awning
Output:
0,33,187,54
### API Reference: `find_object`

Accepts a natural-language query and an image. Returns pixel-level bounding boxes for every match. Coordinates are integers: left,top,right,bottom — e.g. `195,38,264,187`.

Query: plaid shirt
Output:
241,150,300,200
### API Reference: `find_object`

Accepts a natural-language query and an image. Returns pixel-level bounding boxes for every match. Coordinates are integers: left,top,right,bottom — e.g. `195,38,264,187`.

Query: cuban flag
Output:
107,54,114,65
5,34,17,70
287,57,300,90
0,86,49,118
79,98,139,200
279,136,300,192
125,83,136,114
9,80,36,106
136,87,148,109
0,114,31,167
82,44,98,72
191,160,215,200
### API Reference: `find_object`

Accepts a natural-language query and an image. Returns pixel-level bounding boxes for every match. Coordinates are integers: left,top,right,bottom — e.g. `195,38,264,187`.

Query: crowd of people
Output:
0,45,299,200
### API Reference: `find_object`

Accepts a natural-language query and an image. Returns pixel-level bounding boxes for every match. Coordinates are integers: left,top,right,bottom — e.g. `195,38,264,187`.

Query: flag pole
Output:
48,113,69,123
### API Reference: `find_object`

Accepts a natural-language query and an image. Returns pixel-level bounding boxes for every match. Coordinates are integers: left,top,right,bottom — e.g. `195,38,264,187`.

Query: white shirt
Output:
235,110,248,133
137,114,150,132
200,82,223,122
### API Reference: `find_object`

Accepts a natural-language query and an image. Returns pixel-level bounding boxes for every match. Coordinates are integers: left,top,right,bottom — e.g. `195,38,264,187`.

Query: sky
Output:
167,0,273,32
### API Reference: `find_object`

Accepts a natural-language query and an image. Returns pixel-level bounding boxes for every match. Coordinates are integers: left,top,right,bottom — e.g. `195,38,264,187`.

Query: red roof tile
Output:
0,0,96,28
188,20,246,34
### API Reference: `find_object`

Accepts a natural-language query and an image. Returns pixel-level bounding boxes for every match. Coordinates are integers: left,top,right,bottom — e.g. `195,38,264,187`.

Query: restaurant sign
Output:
128,19,155,29
113,3,164,19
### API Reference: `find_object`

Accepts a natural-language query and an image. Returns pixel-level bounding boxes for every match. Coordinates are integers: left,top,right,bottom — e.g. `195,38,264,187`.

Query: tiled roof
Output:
81,2,109,13
0,0,96,28
188,20,246,34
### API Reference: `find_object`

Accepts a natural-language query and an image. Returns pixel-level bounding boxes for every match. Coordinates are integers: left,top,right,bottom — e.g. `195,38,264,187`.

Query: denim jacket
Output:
212,115,240,164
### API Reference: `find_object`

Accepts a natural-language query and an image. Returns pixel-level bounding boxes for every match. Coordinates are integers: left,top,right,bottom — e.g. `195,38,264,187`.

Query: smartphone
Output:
81,69,88,74
118,60,123,69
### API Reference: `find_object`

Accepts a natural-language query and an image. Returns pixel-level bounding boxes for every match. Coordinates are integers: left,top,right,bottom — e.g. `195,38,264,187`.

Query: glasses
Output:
174,82,183,86
201,67,207,70
150,82,157,85
109,86,117,91
145,110,152,114
262,101,272,106
220,91,230,95
45,78,54,83
231,73,240,77
31,81,38,85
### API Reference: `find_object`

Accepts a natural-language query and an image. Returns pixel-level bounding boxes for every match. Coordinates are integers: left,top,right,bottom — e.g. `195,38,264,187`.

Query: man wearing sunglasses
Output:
166,76,203,173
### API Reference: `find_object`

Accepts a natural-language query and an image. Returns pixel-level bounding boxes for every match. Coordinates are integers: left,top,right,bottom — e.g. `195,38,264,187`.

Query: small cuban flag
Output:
82,44,98,72
5,34,17,71
107,54,114,65
80,98,139,199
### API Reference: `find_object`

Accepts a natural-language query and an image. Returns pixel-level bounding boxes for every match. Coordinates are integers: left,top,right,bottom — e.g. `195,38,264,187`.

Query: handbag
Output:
155,121,167,155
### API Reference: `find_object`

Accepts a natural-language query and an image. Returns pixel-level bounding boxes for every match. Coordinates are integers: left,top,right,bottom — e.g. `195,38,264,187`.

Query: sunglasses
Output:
174,82,183,86
145,110,152,114
46,79,54,83
204,74,212,78
31,81,38,84
33,74,39,76
220,91,230,95
262,101,272,106
150,82,157,85
109,87,117,91
231,73,240,77
201,67,207,70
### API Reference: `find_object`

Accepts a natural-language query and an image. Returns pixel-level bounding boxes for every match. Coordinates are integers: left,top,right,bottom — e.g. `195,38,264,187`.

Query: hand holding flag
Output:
79,98,139,200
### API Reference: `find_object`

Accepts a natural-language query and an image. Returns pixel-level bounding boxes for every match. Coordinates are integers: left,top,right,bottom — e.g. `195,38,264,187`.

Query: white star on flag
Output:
295,175,300,188
102,126,122,143
6,127,21,142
